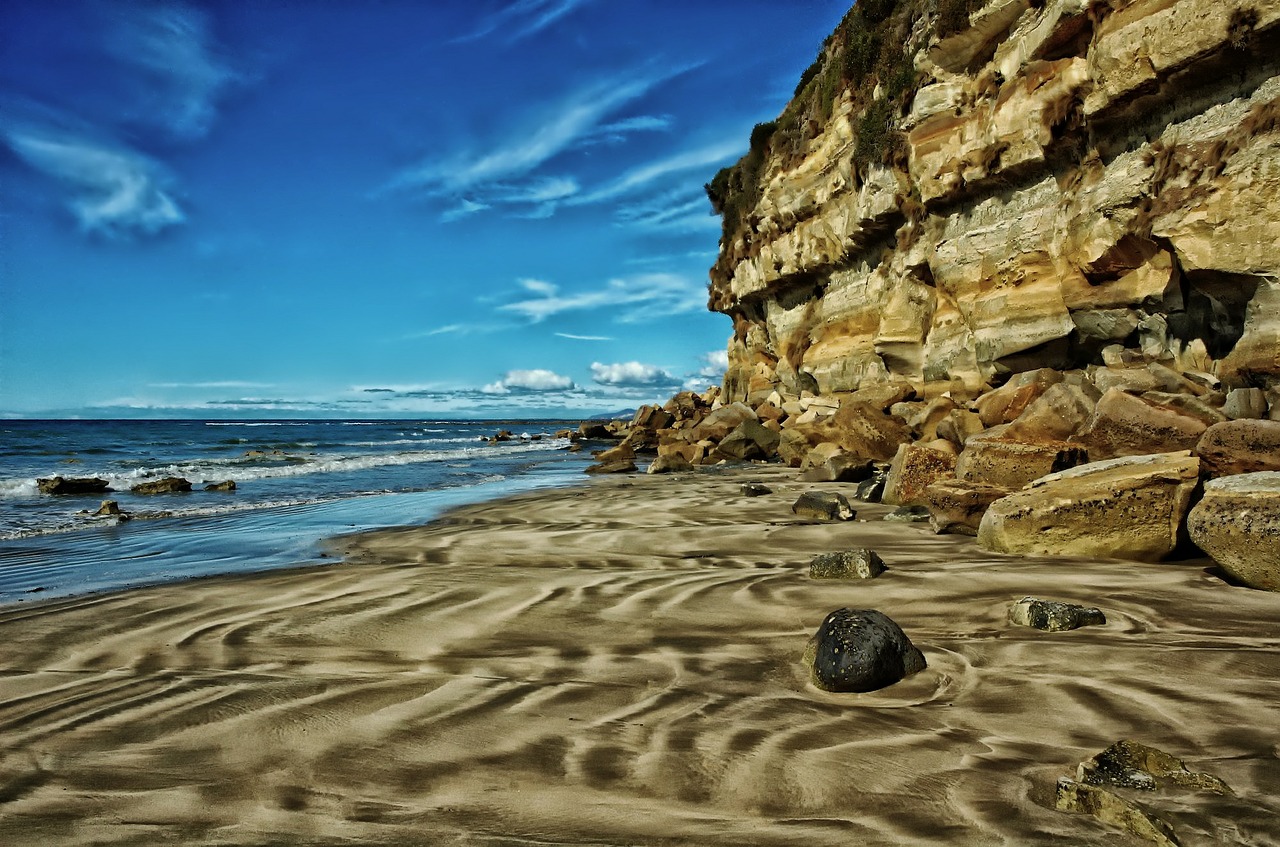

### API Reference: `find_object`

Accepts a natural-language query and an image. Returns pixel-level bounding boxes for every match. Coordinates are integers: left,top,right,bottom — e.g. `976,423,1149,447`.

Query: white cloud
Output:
107,2,241,140
454,0,596,44
571,139,743,206
555,332,612,341
483,368,576,394
500,273,706,324
700,349,730,376
590,361,679,387
148,380,274,389
3,127,184,237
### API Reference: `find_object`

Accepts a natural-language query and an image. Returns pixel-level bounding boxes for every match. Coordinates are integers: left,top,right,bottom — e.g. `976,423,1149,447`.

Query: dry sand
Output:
1,465,1278,845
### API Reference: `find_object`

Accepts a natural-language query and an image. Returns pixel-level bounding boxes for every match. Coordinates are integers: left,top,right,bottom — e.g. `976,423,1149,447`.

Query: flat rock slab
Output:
131,477,193,494
1186,471,1280,591
809,549,885,580
37,476,111,495
1009,597,1106,631
805,608,926,693
791,490,855,521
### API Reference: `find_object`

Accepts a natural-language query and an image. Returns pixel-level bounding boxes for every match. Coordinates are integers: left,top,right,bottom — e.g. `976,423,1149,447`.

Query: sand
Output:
1,465,1278,845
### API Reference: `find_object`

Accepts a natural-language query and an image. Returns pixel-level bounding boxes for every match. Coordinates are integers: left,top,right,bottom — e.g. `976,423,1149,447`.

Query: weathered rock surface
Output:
646,455,692,475
1195,420,1280,477
1054,779,1179,847
1009,597,1106,632
37,476,110,495
584,460,638,475
955,435,1087,489
740,482,772,497
792,491,856,521
881,443,957,507
799,443,874,482
1077,740,1231,795
1186,472,1280,591
977,452,1201,562
923,479,1011,536
92,500,125,518
130,477,193,495
809,549,885,580
1074,388,1208,460
204,480,237,492
804,608,926,693
714,419,780,460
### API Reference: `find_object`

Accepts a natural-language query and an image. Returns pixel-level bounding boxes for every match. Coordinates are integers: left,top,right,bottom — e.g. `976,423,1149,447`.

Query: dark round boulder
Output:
806,608,926,693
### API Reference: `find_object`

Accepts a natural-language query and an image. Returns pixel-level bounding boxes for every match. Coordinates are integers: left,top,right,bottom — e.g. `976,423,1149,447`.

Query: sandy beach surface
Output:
1,465,1278,845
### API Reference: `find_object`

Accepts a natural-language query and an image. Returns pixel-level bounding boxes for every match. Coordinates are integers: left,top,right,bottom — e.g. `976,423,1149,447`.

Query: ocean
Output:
0,419,592,604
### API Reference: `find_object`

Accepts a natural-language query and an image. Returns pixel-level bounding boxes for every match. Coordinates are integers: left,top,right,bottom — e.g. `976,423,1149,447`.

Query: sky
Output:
0,0,848,419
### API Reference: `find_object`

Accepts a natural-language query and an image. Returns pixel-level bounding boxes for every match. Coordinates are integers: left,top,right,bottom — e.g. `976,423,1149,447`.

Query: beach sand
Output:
1,465,1278,845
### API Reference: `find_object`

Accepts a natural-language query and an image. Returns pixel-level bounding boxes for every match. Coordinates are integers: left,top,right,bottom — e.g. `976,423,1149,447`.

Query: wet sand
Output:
0,465,1278,845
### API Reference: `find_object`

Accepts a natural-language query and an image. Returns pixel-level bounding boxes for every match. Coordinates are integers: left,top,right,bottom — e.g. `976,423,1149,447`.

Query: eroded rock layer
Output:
711,0,1280,405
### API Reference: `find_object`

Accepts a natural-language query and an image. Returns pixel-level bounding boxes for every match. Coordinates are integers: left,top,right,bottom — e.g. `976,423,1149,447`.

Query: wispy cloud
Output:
590,361,679,387
571,139,742,206
454,0,596,44
106,2,242,140
500,273,706,324
387,64,694,221
3,126,183,237
555,332,612,341
149,380,274,389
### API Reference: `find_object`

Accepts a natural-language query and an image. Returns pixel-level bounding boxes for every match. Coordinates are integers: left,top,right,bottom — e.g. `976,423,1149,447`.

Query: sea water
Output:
0,419,592,604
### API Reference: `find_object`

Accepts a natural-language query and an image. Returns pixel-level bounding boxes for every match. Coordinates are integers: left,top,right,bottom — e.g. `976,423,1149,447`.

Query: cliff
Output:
708,0,1280,406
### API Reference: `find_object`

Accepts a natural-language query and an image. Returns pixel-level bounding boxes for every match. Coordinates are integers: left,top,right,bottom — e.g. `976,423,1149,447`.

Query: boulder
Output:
935,409,986,446
977,452,1201,562
881,444,957,507
1002,382,1099,442
715,419,780,460
804,608,926,693
1074,388,1208,460
631,405,674,431
975,369,1062,427
808,401,914,462
883,505,931,523
955,436,1088,489
799,443,874,483
130,477,193,495
1186,472,1280,591
1054,780,1178,847
204,480,237,492
791,491,855,521
1195,420,1280,477
854,472,887,503
776,427,815,467
1139,391,1228,427
646,455,692,474
37,476,111,495
1008,597,1106,631
740,482,772,497
578,422,615,440
1223,387,1267,420
922,479,1011,536
92,500,125,517
809,549,885,580
584,460,637,475
593,442,636,464
690,402,757,442
488,429,514,443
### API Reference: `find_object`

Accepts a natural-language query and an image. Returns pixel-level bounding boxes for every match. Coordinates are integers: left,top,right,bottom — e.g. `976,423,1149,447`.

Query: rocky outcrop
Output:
1186,472,1280,590
805,608,926,693
977,452,1201,561
709,0,1280,409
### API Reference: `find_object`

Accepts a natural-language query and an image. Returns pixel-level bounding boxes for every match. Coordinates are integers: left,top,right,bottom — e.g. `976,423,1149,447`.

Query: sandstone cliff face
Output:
711,0,1280,405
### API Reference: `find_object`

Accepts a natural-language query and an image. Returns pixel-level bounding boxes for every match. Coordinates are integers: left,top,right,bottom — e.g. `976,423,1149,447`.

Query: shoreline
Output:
1,465,1278,844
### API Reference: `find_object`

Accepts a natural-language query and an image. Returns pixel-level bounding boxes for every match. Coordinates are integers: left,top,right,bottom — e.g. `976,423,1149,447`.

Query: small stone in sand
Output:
805,608,925,693
791,491,855,521
740,482,772,496
809,549,885,580
1009,597,1106,632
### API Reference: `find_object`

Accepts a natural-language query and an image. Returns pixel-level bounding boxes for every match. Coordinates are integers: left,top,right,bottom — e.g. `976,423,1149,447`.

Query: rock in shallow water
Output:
1054,779,1179,847
805,608,925,693
740,482,772,497
791,490,855,521
1077,740,1231,795
1008,597,1106,631
809,549,885,580
130,477,192,494
37,476,110,495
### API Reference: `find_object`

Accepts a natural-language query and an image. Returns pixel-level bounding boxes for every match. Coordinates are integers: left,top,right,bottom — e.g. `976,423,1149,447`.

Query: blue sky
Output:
1,0,847,418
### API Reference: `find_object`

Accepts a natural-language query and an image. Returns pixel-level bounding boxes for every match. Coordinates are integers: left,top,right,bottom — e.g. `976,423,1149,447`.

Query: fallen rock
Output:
715,419,779,460
881,443,957,507
955,435,1088,489
1074,388,1208,460
593,442,636,464
1186,472,1280,591
1008,597,1106,632
807,401,914,462
977,452,1201,562
791,491,855,521
923,479,1011,536
799,443,874,482
1223,387,1268,420
935,409,986,446
1078,740,1231,795
130,477,193,495
975,369,1062,427
36,476,110,495
584,460,637,475
646,455,692,474
578,422,615,440
805,608,926,693
740,482,772,497
883,505,931,523
1195,420,1280,477
488,429,514,443
1054,779,1178,847
690,402,757,442
204,480,237,492
1002,382,1100,442
809,549,885,580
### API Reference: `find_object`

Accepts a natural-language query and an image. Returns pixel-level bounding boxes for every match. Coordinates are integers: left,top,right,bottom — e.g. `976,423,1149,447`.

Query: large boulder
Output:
584,459,637,475
881,443,956,507
131,477,193,494
1002,382,1099,442
804,608,926,693
955,435,1088,489
807,400,914,462
714,419,780,460
1074,388,1207,460
799,443,874,482
976,452,1201,562
36,476,110,495
1186,472,1280,591
646,455,692,474
1194,420,1280,477
975,369,1062,427
690,402,757,442
776,427,816,467
922,479,1011,536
